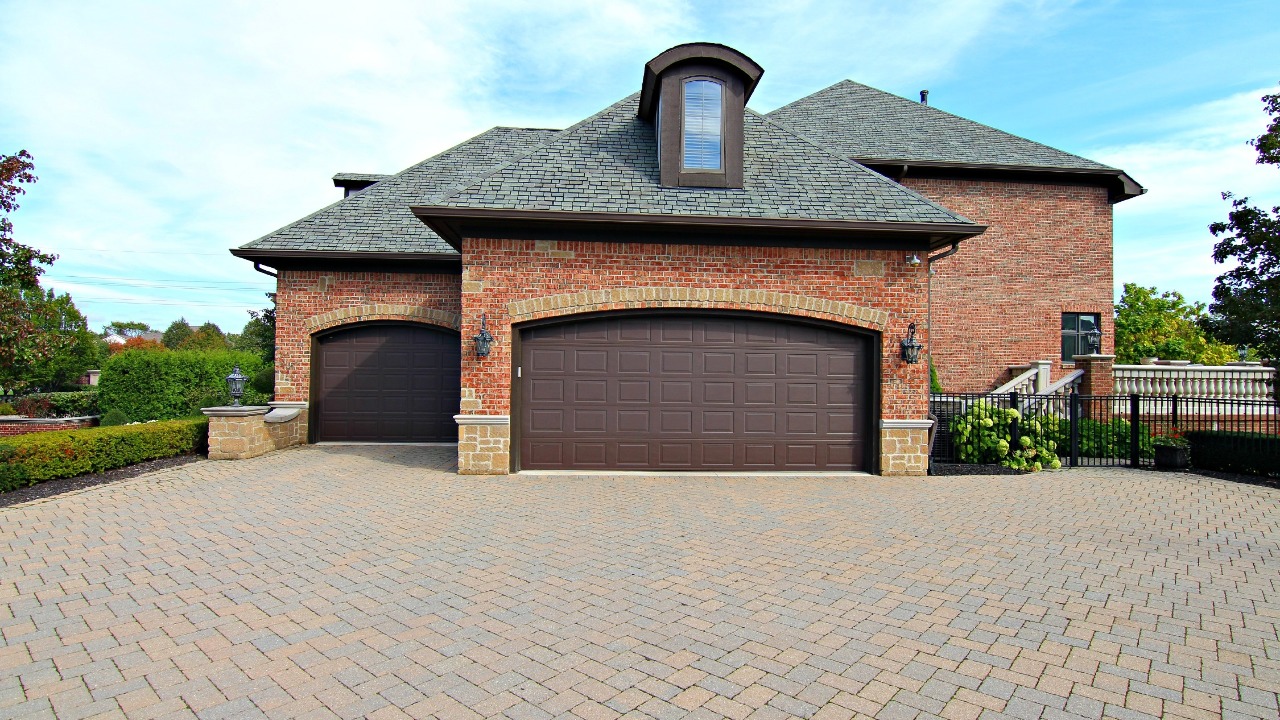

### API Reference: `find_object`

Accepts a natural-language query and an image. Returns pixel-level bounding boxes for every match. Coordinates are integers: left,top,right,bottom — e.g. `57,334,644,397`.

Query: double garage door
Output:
518,314,873,471
314,315,873,470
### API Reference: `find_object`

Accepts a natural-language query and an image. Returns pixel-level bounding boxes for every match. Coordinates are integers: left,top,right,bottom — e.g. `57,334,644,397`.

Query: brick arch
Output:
506,287,887,331
304,304,461,335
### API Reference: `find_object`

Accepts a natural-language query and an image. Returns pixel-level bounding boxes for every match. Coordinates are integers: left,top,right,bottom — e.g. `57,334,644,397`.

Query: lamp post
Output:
900,323,922,364
226,365,247,407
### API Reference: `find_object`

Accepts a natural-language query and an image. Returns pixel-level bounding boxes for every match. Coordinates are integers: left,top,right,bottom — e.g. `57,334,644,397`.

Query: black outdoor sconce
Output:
226,364,247,407
900,322,922,364
1086,327,1102,354
473,314,495,358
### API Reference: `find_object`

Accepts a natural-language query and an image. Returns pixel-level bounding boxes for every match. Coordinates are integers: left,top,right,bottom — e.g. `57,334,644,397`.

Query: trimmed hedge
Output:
13,390,99,418
99,350,268,422
1186,431,1280,478
0,418,208,492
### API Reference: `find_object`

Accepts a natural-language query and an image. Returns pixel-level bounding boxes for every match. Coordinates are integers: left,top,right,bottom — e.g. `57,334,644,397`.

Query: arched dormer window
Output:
682,79,723,170
639,43,763,189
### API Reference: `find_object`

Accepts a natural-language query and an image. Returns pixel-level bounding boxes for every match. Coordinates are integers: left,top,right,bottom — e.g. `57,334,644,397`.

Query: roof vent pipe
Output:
919,89,929,105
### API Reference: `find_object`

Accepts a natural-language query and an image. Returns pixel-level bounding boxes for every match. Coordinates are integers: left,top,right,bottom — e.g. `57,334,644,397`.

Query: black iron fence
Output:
930,392,1280,472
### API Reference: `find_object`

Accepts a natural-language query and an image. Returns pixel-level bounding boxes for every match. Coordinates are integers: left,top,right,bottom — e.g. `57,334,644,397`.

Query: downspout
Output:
924,241,961,391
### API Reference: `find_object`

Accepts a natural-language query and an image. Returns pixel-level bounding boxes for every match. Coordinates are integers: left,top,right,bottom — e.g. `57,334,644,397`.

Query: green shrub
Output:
0,418,208,491
948,400,1062,471
98,350,267,422
0,402,14,415
1185,431,1280,478
12,390,99,418
99,409,130,427
929,361,943,393
1039,416,1154,460
251,365,274,397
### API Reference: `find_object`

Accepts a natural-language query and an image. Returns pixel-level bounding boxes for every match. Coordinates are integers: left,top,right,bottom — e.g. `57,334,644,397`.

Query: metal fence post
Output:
1129,393,1141,468
1069,391,1080,468
1009,391,1021,451
1171,394,1179,428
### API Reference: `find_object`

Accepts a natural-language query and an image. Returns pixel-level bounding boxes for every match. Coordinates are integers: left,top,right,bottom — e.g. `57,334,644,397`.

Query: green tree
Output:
235,293,276,362
1114,283,1238,365
102,321,153,338
161,318,194,349
1,149,76,389
179,322,230,351
1204,87,1280,360
12,287,103,391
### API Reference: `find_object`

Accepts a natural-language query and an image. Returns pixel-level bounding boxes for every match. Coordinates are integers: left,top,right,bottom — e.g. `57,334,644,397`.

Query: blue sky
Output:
1,0,1277,334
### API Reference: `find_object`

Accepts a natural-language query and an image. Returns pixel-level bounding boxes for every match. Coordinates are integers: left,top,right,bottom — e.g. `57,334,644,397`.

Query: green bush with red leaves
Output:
0,417,207,492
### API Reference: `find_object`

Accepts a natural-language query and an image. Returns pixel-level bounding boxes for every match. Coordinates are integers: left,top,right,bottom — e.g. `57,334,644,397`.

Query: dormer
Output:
638,43,763,189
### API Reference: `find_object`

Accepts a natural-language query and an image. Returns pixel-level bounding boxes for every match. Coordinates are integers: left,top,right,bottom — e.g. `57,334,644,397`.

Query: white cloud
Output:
1092,87,1280,307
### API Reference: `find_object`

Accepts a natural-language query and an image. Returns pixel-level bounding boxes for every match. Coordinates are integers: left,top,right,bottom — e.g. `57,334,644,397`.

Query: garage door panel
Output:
315,324,460,443
519,315,870,471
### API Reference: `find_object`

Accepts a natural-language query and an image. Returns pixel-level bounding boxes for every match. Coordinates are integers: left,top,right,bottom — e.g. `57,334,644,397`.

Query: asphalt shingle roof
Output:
241,127,559,255
434,94,971,225
767,80,1114,171
331,172,390,183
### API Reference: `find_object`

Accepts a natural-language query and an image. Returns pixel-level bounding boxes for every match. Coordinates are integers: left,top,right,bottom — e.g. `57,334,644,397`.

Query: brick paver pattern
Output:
2,446,1279,720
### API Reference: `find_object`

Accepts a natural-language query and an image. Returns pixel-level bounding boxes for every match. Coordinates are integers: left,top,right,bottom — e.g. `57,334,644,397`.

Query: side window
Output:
682,79,723,170
1061,312,1101,360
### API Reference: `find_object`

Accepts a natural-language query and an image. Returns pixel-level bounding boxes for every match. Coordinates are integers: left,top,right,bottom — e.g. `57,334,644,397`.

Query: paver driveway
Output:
2,446,1279,720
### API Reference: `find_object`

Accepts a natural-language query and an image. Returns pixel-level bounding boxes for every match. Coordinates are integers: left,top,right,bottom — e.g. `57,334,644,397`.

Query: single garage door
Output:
518,314,872,471
315,324,460,442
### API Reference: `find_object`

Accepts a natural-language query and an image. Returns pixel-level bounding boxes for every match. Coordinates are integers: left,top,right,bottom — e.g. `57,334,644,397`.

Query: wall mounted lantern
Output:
226,365,247,407
1086,327,1102,354
900,323,922,364
473,314,495,358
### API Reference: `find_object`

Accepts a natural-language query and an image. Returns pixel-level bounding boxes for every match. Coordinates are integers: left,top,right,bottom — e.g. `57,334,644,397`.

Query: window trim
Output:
680,77,725,172
653,62,745,189
1061,312,1102,361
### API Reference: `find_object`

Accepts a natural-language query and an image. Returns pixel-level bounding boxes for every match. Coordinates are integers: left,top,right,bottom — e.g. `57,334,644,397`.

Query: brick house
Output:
233,43,1141,476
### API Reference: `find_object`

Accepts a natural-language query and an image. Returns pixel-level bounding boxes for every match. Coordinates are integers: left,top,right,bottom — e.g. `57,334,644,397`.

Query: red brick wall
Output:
0,417,98,436
274,270,461,402
903,178,1114,392
460,239,931,421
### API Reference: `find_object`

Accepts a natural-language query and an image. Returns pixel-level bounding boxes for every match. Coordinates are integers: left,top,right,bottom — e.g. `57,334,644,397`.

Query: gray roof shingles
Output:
766,80,1114,171
241,127,559,255
433,94,971,225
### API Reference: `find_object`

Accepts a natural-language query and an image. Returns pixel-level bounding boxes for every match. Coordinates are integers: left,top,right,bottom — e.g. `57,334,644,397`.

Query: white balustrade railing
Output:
1113,364,1276,401
992,366,1039,395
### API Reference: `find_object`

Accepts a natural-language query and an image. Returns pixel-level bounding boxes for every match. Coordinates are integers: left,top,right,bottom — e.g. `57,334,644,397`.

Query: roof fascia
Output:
412,206,985,252
230,248,462,272
859,160,1146,203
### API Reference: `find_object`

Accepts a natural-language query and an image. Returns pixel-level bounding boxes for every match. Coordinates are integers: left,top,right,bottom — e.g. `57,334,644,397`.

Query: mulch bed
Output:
0,455,204,508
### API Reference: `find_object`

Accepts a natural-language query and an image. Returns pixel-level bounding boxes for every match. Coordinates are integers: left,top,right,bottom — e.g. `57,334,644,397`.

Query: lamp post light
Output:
473,314,495,358
1086,327,1102,355
900,322,922,364
226,365,247,407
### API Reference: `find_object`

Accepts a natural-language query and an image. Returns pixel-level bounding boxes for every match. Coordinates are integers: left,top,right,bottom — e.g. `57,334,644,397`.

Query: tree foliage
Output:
3,287,104,391
0,149,88,390
235,293,276,362
102,321,153,338
1205,87,1280,360
178,322,230,351
107,336,166,355
1114,283,1237,365
161,318,194,349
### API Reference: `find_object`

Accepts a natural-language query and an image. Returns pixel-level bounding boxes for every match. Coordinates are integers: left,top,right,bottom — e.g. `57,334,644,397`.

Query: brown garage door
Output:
518,314,872,471
315,324,460,442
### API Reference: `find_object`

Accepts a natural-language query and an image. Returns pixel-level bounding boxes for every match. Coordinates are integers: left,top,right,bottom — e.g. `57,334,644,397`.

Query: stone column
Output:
880,418,933,476
203,406,272,460
455,415,510,475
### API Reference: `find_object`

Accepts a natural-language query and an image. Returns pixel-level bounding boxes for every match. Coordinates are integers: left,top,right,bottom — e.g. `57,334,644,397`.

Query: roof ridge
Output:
242,127,554,249
433,94,640,205
749,108,975,225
